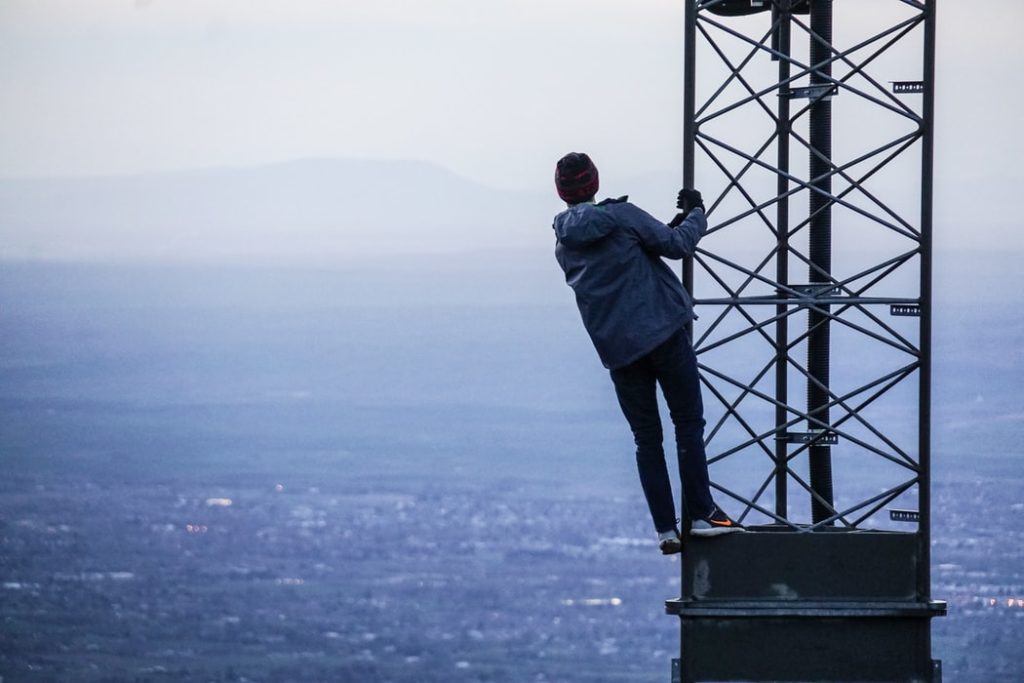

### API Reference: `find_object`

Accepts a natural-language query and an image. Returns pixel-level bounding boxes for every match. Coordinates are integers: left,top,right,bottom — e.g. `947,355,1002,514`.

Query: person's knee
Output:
671,415,705,434
632,422,662,442
632,426,664,459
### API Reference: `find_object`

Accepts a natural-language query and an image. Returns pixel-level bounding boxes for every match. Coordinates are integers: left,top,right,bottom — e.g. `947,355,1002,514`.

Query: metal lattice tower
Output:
667,1,945,680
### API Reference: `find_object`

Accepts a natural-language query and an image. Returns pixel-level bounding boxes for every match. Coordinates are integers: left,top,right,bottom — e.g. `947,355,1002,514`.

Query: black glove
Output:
676,188,705,213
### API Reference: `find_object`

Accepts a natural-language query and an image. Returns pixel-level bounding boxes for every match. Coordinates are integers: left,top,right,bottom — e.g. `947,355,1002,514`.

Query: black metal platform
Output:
666,528,946,682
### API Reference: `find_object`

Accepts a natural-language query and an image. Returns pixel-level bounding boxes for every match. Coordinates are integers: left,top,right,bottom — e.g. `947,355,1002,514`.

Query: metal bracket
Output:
786,284,843,297
704,0,772,17
892,81,925,94
780,430,838,445
890,304,921,317
781,84,838,100
890,509,920,523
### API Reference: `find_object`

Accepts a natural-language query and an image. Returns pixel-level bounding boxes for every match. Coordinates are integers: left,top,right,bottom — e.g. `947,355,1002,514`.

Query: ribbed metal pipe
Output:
806,0,834,524
774,2,792,521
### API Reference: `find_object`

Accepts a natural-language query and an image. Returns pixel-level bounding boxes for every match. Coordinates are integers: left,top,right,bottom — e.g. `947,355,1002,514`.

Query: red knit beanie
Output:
555,152,599,204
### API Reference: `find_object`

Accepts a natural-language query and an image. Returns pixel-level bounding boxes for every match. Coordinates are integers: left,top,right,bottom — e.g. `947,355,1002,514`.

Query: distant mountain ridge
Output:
0,158,555,265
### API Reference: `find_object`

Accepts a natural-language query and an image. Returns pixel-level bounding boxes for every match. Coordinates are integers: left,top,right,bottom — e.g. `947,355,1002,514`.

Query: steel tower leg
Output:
682,0,697,343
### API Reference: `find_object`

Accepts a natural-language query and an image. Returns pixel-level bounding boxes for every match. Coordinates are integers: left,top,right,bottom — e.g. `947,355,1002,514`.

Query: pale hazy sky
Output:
0,0,686,189
1,0,1022,242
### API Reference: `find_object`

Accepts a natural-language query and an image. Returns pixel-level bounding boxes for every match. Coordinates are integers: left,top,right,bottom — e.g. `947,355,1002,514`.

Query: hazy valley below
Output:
1,258,1021,682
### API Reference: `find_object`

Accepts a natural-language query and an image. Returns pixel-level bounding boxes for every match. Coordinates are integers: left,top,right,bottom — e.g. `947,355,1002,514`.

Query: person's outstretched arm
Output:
619,202,707,259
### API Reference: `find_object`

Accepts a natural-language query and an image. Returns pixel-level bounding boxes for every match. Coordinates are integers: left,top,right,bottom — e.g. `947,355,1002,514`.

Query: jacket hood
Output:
553,202,617,248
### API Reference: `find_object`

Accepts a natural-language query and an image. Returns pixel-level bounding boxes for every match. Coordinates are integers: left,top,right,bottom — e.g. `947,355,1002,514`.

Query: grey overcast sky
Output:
0,0,688,188
1,0,1022,245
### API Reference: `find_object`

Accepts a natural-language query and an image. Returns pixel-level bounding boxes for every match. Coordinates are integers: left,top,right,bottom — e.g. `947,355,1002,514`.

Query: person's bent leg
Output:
610,358,677,534
652,329,715,522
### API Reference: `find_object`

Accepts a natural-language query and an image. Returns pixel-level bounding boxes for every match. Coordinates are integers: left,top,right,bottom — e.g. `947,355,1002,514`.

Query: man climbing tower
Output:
551,152,742,555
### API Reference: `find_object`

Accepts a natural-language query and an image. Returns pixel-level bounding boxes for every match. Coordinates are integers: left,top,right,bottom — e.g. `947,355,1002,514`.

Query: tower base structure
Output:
666,529,946,682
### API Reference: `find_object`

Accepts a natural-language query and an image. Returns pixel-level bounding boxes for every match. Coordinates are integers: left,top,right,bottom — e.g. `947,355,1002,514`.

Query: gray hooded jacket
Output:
553,197,706,370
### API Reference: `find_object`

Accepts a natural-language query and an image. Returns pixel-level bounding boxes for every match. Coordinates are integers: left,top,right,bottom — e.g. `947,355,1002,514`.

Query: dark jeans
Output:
610,328,715,533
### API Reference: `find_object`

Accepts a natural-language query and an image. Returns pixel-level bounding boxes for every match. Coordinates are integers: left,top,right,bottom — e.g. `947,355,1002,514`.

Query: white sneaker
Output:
689,505,744,537
658,529,683,554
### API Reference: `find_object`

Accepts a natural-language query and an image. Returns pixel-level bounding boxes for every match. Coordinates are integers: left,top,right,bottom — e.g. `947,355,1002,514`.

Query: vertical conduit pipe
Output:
774,2,792,521
806,0,835,524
